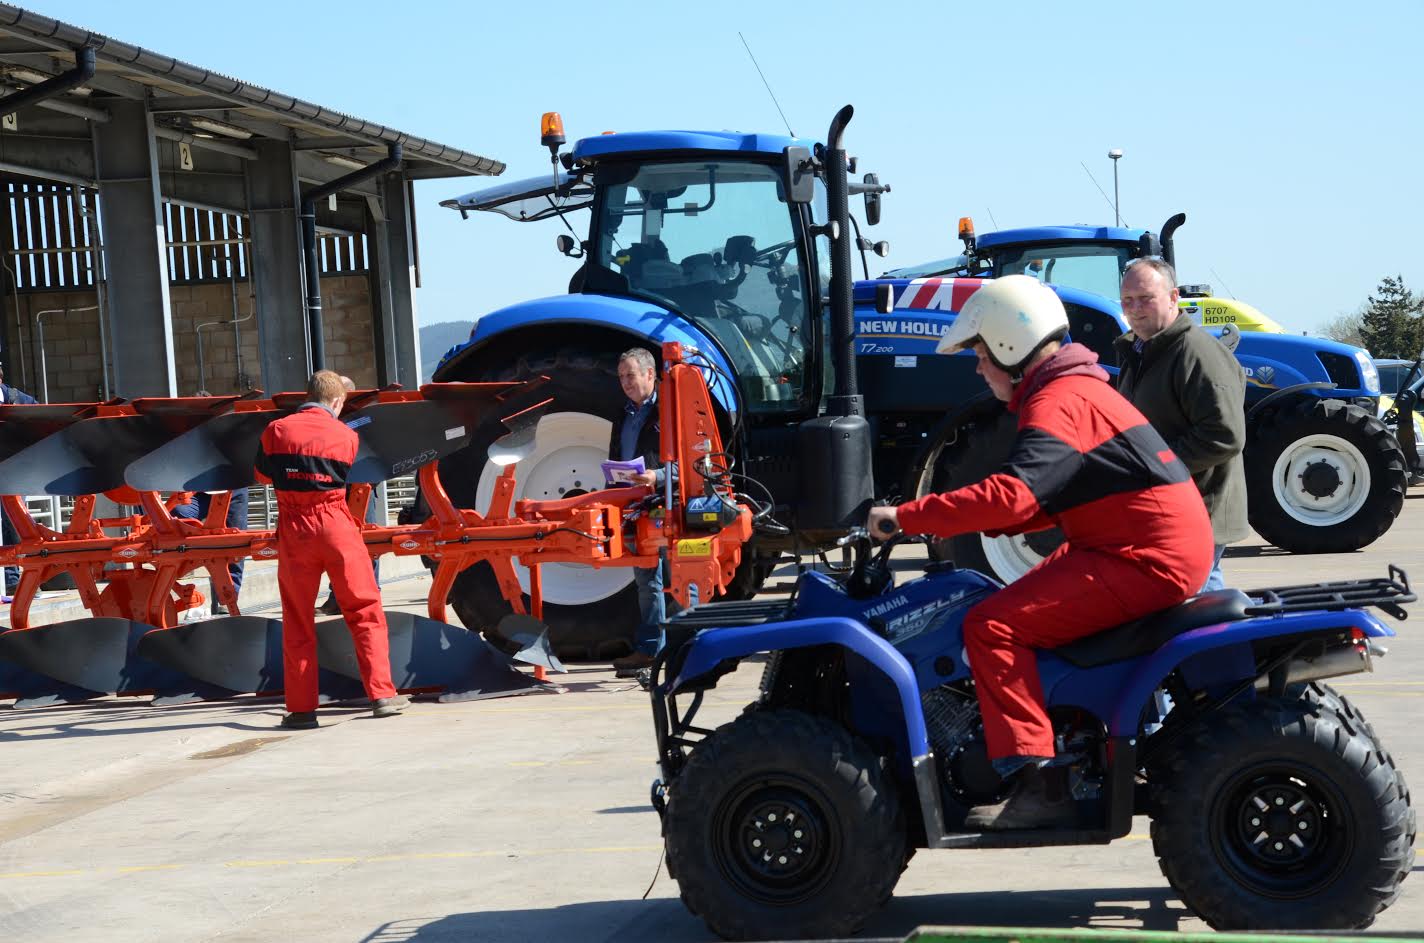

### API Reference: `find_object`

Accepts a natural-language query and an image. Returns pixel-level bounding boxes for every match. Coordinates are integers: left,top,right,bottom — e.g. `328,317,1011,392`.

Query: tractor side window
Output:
592,161,814,415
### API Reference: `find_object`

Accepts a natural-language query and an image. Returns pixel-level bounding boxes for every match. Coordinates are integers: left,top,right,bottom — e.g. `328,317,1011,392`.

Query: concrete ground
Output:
4,494,1424,941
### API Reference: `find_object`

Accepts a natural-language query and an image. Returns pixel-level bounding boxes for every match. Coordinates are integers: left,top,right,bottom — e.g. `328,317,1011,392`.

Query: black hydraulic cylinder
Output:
300,143,402,371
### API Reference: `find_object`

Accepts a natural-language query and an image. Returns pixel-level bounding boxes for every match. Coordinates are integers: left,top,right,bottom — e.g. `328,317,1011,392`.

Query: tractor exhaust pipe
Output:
1158,212,1186,269
796,106,874,531
823,105,860,418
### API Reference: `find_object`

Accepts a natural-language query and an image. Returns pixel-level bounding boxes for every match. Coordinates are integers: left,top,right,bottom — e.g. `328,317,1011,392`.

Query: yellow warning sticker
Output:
676,538,713,558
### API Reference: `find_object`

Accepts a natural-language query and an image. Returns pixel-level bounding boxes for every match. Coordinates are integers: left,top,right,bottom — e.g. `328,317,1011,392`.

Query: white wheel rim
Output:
981,533,1044,584
473,411,635,606
1271,433,1372,526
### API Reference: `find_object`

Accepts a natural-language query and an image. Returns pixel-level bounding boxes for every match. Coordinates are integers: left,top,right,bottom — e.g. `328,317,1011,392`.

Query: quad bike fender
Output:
1108,608,1394,737
669,616,930,757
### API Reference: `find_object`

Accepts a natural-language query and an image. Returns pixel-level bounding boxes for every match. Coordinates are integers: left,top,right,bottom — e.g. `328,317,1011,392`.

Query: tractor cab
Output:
442,118,889,422
579,154,824,414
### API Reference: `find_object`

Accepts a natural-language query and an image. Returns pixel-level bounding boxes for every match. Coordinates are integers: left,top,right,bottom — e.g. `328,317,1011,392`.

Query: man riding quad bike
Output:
867,275,1212,829
647,278,1415,940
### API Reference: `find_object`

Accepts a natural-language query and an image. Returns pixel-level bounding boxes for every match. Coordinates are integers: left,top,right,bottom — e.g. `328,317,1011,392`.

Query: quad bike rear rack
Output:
1244,565,1415,620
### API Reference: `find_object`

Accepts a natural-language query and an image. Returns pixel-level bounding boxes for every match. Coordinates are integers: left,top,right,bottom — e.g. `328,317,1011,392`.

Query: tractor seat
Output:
1053,589,1251,669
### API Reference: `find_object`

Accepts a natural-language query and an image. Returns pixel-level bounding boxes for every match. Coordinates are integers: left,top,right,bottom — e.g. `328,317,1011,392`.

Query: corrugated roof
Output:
0,4,504,178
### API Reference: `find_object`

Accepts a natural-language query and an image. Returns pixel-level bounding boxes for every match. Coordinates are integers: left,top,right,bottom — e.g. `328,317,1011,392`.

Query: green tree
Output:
1358,274,1424,358
1318,306,1365,347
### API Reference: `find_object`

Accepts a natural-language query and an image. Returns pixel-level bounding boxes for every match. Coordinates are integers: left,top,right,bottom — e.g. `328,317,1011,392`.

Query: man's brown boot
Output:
965,765,1077,831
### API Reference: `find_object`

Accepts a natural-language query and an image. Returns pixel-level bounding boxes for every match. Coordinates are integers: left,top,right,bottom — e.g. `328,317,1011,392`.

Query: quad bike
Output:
648,528,1415,940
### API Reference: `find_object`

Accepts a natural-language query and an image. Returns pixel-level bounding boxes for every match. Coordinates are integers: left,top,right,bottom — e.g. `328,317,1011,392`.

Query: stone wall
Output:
0,274,376,402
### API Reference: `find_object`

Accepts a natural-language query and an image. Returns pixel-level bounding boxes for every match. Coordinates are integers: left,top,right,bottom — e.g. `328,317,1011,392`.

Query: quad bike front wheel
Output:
664,709,906,940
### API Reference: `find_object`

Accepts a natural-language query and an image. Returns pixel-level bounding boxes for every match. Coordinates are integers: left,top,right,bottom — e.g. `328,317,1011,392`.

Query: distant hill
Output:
420,320,475,382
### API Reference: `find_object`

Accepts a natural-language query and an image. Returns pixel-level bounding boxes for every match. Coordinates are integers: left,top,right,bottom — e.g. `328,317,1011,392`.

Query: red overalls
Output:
258,404,397,713
897,344,1212,760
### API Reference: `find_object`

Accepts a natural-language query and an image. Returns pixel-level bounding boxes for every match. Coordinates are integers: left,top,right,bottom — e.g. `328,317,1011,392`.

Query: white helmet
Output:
935,275,1069,373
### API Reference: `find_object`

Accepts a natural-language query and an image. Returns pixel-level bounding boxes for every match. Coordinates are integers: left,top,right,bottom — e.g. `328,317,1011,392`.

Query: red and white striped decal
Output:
896,277,986,311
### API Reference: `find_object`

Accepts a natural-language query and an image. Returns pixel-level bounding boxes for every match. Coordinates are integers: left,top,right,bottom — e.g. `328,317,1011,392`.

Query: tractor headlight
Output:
1355,351,1381,395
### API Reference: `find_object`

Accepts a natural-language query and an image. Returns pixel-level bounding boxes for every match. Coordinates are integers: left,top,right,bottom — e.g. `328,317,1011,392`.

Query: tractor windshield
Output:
588,160,813,415
991,242,1135,299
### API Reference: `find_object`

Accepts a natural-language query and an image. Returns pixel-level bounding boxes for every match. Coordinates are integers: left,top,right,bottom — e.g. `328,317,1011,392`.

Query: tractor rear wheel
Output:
927,408,1058,584
1245,399,1405,553
439,347,642,660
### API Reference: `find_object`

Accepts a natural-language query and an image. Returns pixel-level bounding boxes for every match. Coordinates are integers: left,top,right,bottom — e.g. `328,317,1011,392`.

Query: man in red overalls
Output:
258,370,407,730
868,276,1212,829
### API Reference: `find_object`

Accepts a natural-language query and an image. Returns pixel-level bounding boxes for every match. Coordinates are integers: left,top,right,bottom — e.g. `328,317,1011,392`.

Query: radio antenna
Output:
739,32,794,137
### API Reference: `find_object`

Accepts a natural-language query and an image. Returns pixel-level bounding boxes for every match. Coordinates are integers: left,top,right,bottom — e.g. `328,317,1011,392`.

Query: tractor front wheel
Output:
1245,399,1405,553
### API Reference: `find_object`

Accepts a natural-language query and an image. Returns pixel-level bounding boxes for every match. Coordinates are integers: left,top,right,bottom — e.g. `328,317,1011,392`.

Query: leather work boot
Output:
372,695,410,718
280,711,319,730
611,651,655,678
965,765,1077,831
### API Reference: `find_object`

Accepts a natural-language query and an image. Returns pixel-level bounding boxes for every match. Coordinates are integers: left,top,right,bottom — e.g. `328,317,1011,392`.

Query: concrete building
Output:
0,5,503,403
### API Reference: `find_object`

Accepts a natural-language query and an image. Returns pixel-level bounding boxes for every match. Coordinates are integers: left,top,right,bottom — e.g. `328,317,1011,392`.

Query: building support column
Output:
244,139,309,393
92,100,176,397
368,176,421,389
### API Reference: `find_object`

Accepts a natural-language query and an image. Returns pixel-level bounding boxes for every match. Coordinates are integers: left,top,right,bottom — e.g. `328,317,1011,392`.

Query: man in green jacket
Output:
1114,257,1248,591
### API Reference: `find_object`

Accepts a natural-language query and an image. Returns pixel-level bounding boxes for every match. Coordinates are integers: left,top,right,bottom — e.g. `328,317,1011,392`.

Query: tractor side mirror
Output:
863,173,883,226
556,233,583,258
875,283,895,315
782,146,814,204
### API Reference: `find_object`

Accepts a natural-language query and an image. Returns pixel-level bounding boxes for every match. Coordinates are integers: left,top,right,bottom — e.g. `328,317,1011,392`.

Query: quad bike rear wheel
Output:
1148,696,1413,929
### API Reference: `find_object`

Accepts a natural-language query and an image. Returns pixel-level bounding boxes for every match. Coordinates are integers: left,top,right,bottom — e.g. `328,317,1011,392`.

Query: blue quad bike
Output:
649,530,1416,940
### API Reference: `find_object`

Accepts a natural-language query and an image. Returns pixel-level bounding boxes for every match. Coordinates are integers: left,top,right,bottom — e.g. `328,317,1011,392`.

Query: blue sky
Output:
44,0,1424,338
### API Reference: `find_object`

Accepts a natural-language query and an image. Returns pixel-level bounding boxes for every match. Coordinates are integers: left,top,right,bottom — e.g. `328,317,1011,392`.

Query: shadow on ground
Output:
360,886,1192,943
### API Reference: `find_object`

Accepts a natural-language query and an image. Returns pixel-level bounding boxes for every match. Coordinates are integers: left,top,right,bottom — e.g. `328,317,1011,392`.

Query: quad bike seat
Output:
1053,589,1251,668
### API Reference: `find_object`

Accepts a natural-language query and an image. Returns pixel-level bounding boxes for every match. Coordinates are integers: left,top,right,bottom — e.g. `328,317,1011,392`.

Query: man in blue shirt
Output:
0,363,37,602
607,348,680,677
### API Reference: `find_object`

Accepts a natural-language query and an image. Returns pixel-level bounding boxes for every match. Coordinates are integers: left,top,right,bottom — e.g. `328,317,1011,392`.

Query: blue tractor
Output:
877,218,1405,582
433,109,1402,653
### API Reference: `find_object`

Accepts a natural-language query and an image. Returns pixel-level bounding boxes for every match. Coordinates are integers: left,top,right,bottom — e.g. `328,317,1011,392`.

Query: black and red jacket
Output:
257,403,357,511
897,344,1212,593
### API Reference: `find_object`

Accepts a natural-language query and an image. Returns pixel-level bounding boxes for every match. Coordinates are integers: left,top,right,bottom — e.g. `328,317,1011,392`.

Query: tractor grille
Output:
1316,352,1359,391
